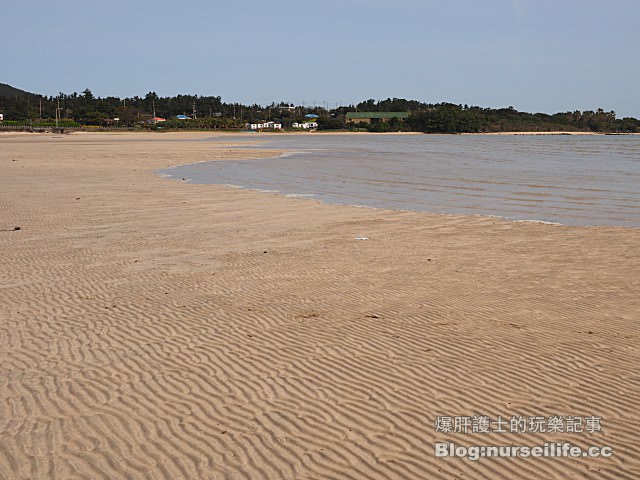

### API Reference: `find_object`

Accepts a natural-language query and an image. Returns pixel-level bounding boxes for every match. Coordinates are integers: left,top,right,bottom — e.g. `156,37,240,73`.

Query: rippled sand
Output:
1,132,639,479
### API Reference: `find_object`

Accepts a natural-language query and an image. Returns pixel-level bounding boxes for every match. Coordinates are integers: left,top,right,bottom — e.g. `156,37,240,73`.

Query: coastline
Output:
3,129,633,139
159,132,640,229
1,132,639,479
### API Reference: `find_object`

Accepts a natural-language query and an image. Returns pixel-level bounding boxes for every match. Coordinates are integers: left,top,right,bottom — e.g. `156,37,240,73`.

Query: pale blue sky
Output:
2,0,639,117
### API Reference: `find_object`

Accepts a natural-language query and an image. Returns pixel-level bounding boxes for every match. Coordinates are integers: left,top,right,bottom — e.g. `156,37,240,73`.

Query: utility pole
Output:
55,97,61,128
192,100,197,119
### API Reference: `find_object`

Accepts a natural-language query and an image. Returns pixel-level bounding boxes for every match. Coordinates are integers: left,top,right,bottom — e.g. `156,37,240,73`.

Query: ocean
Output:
159,134,640,227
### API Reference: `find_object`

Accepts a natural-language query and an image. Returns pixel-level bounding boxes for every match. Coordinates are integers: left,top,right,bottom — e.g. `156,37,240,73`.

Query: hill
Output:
0,83,36,98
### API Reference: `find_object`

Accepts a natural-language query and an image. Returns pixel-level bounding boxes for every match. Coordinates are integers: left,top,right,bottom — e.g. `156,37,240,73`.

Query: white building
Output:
249,122,282,130
292,122,318,130
0,113,4,121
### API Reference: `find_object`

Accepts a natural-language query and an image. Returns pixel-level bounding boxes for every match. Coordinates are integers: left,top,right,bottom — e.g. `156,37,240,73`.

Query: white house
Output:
292,122,318,130
249,122,282,130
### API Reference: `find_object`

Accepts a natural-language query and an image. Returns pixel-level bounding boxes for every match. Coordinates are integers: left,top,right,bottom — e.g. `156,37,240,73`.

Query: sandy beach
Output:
1,131,639,479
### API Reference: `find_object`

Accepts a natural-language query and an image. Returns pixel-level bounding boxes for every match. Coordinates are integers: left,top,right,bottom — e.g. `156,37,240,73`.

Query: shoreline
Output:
3,129,637,138
157,133,640,230
2,132,639,479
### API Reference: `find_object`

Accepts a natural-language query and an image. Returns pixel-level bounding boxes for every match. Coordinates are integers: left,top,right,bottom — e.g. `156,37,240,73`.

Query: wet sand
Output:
1,132,639,479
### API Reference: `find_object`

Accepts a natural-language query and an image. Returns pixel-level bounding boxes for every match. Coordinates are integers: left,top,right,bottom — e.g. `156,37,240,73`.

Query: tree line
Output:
349,99,639,133
1,84,639,133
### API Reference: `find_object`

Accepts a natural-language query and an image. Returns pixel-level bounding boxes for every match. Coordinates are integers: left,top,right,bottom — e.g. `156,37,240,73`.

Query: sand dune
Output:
1,132,639,479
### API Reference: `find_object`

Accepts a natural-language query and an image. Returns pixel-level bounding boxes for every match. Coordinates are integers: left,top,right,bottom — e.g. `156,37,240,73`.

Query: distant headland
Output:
1,83,639,134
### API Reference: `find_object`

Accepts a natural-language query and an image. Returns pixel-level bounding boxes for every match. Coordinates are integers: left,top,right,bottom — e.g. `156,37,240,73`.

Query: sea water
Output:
159,134,640,227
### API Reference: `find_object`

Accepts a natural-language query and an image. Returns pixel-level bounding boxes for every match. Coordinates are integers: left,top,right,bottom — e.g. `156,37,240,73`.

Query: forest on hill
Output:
1,83,639,133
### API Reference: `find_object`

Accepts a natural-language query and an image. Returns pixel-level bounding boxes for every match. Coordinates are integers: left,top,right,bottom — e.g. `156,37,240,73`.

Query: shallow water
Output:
159,134,640,227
